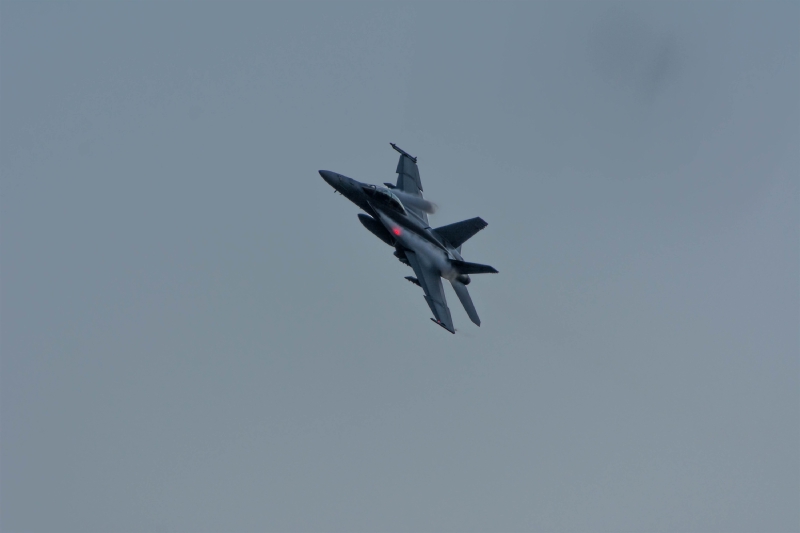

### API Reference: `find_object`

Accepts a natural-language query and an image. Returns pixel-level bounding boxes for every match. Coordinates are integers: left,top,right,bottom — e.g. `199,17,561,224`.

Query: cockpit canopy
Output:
363,184,406,214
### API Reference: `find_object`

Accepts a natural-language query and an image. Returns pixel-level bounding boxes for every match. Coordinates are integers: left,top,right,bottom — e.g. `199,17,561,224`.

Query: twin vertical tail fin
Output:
440,219,496,327
434,217,488,249
427,215,495,328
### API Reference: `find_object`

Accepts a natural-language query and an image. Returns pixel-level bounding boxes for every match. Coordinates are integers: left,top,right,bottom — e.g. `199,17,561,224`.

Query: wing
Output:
390,143,427,224
405,250,454,333
450,280,480,326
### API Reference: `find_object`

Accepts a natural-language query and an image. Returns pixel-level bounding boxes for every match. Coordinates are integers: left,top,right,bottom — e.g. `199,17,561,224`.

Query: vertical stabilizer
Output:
434,217,488,249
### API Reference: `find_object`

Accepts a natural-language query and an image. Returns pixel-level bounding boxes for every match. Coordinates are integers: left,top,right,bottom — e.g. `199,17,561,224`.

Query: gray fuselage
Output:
318,170,467,282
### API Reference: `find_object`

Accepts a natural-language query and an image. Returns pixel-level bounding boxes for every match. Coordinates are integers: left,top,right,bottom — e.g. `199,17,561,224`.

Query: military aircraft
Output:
319,143,497,333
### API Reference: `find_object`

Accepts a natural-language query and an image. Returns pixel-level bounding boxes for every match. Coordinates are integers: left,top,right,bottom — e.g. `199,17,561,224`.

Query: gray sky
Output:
1,2,798,532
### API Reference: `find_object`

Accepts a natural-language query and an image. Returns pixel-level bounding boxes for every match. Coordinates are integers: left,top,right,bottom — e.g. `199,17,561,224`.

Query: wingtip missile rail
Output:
430,318,455,334
390,143,417,163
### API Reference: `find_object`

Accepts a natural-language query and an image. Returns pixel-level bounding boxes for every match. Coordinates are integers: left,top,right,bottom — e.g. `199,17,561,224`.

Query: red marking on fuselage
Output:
392,227,402,236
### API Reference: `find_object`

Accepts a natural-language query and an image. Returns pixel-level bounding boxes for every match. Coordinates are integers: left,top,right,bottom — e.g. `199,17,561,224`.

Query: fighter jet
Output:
319,143,497,333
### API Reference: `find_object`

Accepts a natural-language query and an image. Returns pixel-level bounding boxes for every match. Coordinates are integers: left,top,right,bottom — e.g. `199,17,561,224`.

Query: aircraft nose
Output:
319,170,339,187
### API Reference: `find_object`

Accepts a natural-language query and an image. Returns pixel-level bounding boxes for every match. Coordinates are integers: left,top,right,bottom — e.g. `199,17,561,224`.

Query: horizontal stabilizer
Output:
434,217,488,249
451,259,498,275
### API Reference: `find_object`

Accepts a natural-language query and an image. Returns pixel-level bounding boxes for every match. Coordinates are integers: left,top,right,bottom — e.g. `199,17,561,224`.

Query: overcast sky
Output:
2,2,798,532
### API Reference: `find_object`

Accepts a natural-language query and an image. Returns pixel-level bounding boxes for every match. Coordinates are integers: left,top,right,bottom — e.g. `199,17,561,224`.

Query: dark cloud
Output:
590,9,681,99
